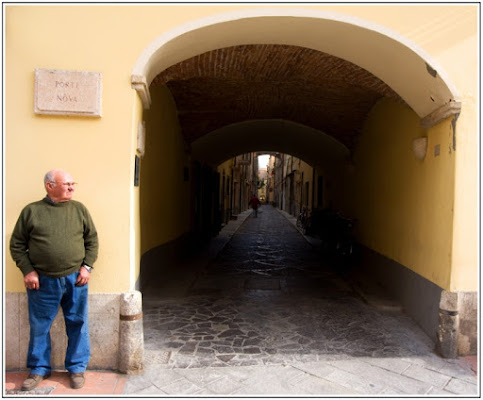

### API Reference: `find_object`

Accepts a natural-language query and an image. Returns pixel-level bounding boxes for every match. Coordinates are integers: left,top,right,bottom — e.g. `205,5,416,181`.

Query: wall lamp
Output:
412,136,428,161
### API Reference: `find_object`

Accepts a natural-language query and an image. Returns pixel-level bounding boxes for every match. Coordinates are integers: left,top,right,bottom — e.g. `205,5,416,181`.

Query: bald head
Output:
44,169,76,202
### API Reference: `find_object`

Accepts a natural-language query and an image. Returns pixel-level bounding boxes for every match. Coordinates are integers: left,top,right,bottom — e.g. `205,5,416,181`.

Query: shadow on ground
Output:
142,206,435,369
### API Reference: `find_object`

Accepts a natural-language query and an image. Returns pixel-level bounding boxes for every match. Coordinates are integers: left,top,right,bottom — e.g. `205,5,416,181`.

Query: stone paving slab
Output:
444,376,480,395
323,358,434,395
402,363,452,387
127,206,478,396
117,354,482,396
288,373,355,395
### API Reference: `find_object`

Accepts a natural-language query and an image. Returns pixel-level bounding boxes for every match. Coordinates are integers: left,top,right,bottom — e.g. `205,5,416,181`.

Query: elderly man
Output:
10,169,98,391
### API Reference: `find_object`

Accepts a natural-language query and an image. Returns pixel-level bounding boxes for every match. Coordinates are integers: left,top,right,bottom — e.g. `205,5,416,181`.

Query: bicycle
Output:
296,207,310,234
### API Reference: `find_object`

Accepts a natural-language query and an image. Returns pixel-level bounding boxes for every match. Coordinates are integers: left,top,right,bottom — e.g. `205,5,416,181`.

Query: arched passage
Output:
190,120,350,169
132,8,460,126
134,8,470,358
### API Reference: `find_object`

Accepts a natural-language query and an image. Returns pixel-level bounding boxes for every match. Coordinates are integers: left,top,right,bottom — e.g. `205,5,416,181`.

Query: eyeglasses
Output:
50,181,77,187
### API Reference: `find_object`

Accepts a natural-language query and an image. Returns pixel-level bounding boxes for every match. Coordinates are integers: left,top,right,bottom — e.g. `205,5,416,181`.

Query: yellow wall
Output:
5,5,478,294
5,6,143,293
299,160,314,209
131,93,144,288
217,159,234,211
441,36,479,292
140,85,191,255
350,99,455,290
450,100,478,292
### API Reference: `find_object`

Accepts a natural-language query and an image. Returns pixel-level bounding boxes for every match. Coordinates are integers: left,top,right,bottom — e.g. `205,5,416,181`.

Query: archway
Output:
190,120,350,169
132,8,460,127
133,8,465,357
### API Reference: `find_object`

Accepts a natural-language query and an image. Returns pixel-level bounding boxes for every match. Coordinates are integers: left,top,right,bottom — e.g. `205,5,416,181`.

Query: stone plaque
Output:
34,69,102,117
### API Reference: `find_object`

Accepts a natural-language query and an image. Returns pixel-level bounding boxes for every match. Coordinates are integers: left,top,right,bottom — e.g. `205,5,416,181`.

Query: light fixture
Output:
412,137,428,161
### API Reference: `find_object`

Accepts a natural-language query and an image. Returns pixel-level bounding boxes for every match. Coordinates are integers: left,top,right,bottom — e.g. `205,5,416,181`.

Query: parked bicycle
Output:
301,208,355,260
296,207,310,234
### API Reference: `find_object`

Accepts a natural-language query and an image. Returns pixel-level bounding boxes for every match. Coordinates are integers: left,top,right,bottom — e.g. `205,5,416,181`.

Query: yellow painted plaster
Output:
140,85,191,255
298,160,314,209
352,99,455,290
218,159,234,212
5,5,477,293
131,93,144,288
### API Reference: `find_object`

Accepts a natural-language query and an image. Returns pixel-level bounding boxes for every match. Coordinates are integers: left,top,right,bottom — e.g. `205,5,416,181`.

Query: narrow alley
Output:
4,6,478,398
123,205,477,395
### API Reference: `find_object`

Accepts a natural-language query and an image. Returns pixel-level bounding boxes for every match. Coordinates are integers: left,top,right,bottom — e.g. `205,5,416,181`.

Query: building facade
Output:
5,4,478,371
218,153,259,222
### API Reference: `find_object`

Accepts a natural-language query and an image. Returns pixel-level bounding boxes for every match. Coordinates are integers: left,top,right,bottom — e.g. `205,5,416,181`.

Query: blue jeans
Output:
27,271,90,375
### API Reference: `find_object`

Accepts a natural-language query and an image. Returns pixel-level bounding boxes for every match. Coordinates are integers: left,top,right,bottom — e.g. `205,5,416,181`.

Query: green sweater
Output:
10,198,99,277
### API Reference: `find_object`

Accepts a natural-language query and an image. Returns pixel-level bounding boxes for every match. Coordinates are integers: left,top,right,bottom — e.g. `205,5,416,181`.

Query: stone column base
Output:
119,291,144,374
438,290,478,358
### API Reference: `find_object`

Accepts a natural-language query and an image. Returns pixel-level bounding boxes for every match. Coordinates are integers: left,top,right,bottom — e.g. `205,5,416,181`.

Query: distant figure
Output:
248,194,261,218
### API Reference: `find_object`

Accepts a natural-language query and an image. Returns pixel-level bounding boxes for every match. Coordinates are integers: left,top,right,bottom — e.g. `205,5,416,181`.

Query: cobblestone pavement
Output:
124,206,478,396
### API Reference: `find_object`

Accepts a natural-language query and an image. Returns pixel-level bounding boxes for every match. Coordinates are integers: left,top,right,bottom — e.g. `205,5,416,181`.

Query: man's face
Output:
46,171,75,202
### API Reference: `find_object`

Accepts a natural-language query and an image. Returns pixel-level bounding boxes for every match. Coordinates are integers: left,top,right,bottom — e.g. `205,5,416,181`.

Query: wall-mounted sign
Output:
34,68,102,117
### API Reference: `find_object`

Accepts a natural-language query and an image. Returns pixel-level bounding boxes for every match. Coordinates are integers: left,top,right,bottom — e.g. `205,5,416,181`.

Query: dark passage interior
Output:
142,205,434,369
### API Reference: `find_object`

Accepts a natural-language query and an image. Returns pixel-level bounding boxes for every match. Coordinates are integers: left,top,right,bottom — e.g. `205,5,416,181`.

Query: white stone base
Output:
5,292,143,372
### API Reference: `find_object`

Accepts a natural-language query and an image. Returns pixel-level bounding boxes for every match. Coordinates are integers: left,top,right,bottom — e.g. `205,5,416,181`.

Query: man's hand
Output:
24,271,40,290
76,266,90,286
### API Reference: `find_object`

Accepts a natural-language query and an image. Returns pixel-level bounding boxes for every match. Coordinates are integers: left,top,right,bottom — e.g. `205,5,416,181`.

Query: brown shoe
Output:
70,373,85,389
21,374,51,391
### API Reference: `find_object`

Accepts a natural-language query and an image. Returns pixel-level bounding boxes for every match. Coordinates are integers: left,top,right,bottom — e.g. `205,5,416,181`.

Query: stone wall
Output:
5,292,143,373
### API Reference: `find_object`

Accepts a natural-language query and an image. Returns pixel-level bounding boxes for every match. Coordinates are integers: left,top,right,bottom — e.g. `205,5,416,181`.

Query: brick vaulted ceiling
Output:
151,44,407,152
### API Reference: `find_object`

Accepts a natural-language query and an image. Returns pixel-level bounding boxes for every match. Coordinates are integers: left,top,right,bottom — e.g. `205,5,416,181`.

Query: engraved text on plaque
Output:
34,69,102,117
